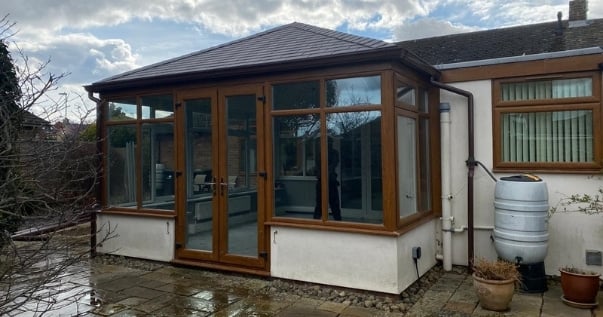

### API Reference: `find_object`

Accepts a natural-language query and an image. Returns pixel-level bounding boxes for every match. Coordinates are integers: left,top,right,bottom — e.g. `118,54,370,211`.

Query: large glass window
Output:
333,111,383,223
271,75,384,224
104,94,175,211
272,115,320,218
107,125,137,207
397,116,417,218
494,73,600,170
142,123,175,210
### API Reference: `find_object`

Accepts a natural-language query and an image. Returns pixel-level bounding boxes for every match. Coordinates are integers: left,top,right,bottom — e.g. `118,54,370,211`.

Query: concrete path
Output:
9,259,603,316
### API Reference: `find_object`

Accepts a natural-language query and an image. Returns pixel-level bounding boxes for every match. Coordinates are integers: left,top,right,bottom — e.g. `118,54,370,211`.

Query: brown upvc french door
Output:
175,85,267,270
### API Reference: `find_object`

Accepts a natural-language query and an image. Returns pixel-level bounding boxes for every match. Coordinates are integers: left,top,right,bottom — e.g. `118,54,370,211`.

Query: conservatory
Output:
85,22,442,293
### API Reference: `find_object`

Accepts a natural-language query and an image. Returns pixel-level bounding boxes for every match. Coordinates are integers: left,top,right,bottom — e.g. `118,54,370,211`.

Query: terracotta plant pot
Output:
560,268,601,305
473,273,516,311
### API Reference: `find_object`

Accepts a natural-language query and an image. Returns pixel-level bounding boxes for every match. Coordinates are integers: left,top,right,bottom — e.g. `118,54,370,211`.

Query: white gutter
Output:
440,102,452,271
435,47,603,70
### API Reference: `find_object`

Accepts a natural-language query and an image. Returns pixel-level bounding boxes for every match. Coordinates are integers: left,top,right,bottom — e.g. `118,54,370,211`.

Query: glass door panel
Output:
184,98,215,253
224,94,258,257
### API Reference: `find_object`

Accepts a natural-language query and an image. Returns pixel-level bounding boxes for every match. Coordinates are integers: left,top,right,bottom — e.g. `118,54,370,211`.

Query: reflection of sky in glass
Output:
327,111,381,136
328,76,381,106
111,101,137,119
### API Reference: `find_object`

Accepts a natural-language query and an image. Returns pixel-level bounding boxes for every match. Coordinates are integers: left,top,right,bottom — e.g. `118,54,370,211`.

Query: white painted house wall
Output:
441,78,603,275
270,221,437,294
96,214,175,262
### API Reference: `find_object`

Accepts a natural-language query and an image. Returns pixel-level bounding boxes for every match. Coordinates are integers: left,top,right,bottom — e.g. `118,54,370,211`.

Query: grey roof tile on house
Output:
398,18,603,66
92,22,395,86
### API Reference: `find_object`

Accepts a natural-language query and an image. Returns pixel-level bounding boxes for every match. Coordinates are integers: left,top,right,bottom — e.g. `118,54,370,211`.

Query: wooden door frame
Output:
174,85,268,271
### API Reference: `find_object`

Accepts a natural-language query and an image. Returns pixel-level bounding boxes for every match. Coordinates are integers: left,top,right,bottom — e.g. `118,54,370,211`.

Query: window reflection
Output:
396,81,416,107
141,95,174,119
107,99,137,121
107,125,137,207
327,76,381,107
273,115,320,218
141,123,174,210
273,81,320,110
397,116,418,218
328,111,382,223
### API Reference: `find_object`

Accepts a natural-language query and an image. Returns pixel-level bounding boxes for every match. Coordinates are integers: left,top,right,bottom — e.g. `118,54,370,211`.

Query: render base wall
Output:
270,220,437,294
96,214,175,262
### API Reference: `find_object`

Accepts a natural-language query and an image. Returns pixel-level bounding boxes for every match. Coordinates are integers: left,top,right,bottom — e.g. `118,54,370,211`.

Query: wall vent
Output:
586,250,602,266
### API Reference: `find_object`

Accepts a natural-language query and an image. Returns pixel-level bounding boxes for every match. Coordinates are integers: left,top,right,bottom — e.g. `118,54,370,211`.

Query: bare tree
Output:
0,15,112,316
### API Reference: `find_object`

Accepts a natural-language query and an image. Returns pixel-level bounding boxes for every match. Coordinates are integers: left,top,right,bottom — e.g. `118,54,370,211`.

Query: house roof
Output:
88,22,425,92
398,18,603,66
21,111,50,128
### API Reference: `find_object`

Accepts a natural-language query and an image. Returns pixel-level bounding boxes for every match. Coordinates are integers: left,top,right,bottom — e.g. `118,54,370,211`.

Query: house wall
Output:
270,220,437,294
96,214,175,262
441,79,603,275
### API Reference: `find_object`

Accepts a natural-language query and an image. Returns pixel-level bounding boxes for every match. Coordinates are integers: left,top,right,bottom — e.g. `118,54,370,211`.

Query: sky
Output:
2,0,602,121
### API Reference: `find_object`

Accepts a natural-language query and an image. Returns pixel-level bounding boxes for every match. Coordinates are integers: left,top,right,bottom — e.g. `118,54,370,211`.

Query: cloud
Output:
11,33,139,84
393,18,479,41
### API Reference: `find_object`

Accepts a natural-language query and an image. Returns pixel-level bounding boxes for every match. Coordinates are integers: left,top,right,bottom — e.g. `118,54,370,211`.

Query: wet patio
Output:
7,252,603,317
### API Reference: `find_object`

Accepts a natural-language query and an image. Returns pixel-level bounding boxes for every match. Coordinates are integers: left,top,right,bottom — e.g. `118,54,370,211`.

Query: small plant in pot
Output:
559,266,600,308
472,257,521,311
551,188,602,308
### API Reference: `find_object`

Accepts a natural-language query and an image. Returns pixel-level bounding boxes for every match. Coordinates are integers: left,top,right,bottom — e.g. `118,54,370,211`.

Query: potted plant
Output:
559,266,600,308
551,188,602,308
472,257,521,311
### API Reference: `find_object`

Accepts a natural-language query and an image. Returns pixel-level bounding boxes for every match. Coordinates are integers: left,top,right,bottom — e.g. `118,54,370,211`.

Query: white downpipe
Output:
440,103,453,271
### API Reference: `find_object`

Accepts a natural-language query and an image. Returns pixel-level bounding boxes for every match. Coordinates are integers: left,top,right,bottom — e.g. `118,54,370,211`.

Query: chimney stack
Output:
569,0,587,21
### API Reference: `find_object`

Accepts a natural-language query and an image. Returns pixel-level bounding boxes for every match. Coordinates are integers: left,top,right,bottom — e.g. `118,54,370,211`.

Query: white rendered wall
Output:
96,214,175,262
270,221,437,294
441,79,603,275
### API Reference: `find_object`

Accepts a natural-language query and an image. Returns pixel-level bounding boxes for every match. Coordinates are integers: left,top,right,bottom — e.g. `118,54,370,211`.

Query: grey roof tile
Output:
398,18,603,65
93,22,394,86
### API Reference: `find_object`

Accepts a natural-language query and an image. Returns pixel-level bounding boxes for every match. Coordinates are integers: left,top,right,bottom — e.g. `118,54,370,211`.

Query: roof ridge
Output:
290,22,392,48
97,23,297,83
399,18,603,44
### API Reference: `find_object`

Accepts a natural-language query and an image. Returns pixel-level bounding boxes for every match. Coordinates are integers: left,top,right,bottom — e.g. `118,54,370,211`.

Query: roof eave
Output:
86,47,436,93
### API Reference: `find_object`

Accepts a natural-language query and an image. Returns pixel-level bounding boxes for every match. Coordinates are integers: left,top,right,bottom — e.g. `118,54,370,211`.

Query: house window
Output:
494,72,601,171
105,94,175,211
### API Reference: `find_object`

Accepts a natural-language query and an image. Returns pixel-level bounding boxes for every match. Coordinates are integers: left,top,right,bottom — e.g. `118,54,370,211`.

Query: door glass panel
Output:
327,111,383,223
184,98,213,251
226,95,258,257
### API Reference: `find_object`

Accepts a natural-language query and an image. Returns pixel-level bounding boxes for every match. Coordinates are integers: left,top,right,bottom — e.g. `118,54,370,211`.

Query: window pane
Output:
327,111,383,224
419,118,431,211
272,114,320,219
501,77,592,101
327,76,381,107
141,95,174,119
107,99,137,121
272,81,320,110
396,81,416,106
420,89,429,113
107,125,137,207
398,116,417,218
501,110,593,163
141,123,174,210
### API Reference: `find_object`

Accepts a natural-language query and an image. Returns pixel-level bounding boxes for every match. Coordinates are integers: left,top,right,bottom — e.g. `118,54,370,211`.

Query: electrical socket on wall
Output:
412,246,421,260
